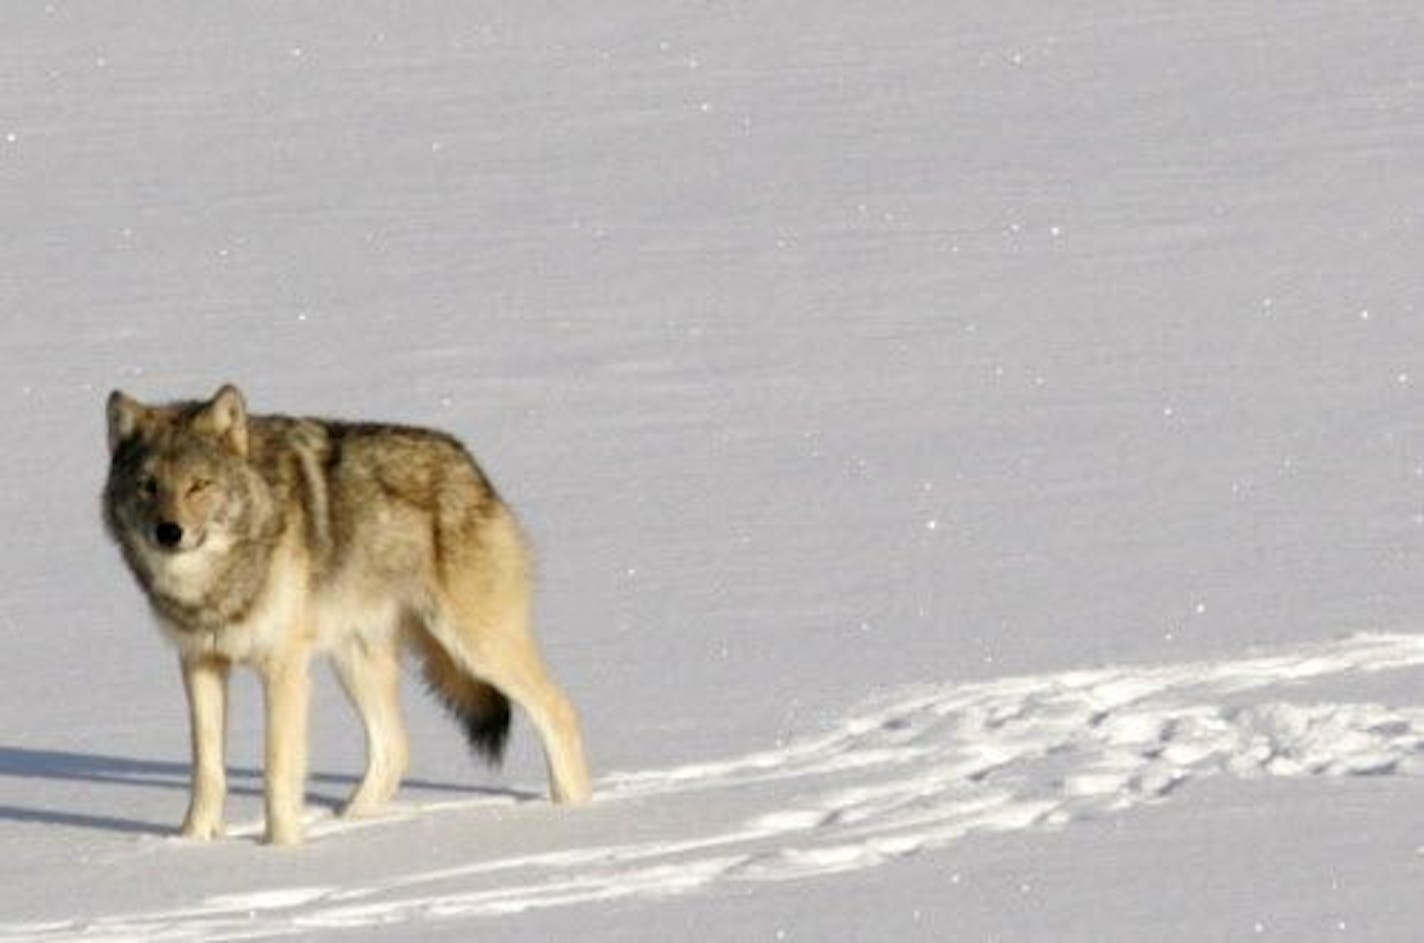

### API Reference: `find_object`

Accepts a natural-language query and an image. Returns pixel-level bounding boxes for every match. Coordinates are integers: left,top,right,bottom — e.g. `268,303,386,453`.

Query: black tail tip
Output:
462,692,512,765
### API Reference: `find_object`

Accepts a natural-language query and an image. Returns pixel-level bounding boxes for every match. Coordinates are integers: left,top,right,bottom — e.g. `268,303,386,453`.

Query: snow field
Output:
5,1,1424,938
6,633,1424,940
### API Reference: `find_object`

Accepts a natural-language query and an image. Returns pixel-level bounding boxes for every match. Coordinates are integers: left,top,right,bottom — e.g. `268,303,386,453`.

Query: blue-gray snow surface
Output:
3,2,1424,940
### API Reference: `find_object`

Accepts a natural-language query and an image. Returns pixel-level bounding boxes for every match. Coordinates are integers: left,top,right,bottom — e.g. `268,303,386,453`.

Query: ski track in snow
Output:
7,633,1424,940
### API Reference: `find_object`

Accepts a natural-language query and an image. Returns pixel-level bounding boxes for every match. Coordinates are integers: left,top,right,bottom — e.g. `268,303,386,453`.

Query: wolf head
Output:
103,384,259,560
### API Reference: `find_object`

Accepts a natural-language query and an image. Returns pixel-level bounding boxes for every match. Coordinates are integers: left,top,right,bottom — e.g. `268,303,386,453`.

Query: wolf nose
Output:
155,522,184,548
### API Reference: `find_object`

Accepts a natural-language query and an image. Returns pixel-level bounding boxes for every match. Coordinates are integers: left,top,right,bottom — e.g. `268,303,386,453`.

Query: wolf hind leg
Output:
487,636,592,804
332,634,410,817
428,596,591,805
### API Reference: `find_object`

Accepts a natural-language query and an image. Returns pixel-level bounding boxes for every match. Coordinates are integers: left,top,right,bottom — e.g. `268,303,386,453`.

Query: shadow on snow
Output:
0,746,537,837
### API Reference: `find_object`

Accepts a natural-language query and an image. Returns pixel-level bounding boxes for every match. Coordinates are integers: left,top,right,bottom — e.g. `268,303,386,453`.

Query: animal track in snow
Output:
5,633,1424,940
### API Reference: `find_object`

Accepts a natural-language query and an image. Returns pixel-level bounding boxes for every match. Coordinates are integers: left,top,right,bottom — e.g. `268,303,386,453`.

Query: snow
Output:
3,1,1424,939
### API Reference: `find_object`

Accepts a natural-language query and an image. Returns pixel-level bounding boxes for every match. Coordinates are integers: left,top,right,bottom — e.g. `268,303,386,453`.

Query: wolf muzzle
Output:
155,521,184,549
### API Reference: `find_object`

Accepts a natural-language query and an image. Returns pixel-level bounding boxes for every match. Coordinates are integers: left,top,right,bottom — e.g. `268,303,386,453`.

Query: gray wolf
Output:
102,384,591,845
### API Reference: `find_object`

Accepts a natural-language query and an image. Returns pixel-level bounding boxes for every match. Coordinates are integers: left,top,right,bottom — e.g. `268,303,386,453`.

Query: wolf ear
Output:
196,383,249,457
107,390,150,455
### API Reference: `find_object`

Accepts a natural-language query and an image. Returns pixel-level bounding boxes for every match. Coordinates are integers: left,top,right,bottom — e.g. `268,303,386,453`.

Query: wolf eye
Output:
187,478,212,496
139,476,158,497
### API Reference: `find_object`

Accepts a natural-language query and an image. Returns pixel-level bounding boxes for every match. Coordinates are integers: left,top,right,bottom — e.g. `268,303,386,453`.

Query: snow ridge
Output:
4,633,1424,940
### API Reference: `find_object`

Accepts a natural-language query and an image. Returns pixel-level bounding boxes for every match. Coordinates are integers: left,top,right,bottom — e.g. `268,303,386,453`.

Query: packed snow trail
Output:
4,632,1424,940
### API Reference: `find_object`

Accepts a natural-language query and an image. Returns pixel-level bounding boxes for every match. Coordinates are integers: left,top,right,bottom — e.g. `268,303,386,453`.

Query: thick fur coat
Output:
102,384,590,845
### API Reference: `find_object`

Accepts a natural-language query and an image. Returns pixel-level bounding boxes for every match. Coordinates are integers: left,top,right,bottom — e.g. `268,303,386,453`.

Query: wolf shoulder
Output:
251,415,504,512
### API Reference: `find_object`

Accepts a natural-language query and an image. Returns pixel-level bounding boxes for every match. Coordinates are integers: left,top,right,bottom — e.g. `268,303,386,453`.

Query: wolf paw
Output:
261,821,304,847
179,815,225,840
551,781,593,805
337,797,385,819
338,778,401,818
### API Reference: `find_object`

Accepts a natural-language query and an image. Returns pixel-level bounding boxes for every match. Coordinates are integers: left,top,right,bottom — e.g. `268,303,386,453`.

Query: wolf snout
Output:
155,521,184,549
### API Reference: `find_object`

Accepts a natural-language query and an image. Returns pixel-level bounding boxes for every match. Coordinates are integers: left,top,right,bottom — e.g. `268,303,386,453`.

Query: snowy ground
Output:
3,2,1424,939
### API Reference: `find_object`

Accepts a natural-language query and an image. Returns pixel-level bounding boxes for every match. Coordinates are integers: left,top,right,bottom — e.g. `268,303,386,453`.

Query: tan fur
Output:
410,624,509,732
102,384,591,846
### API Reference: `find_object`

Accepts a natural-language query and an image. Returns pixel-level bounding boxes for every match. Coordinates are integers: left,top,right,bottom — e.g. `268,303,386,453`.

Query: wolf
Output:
102,384,591,845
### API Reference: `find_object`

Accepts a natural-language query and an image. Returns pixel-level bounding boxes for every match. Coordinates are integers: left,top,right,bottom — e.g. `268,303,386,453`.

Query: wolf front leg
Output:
258,642,311,846
179,654,230,839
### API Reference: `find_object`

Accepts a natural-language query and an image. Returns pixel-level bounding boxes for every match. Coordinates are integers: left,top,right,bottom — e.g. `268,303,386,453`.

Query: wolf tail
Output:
408,624,512,764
